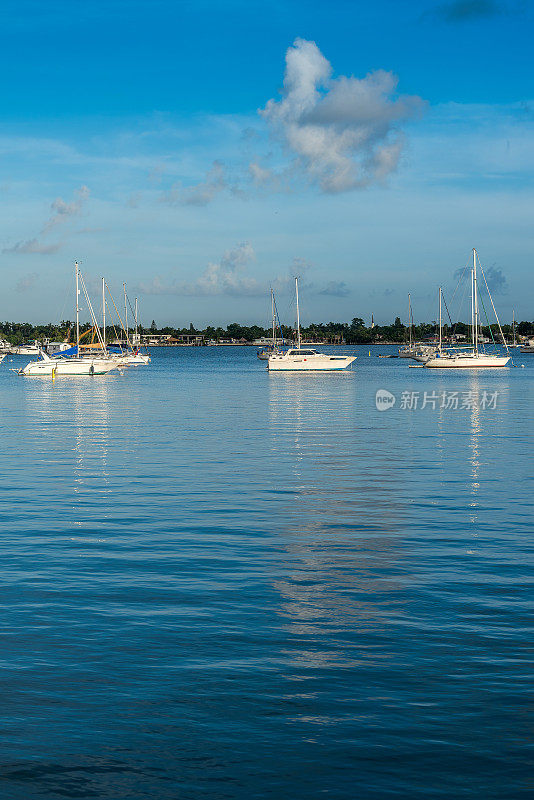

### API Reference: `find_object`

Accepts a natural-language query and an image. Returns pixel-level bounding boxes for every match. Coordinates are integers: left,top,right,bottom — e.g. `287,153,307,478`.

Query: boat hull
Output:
20,358,118,376
116,354,151,366
424,354,510,368
268,355,356,371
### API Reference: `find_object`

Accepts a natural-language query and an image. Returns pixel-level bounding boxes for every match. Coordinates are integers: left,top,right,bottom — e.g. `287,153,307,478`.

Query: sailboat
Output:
111,284,150,366
267,278,356,371
20,263,120,376
509,310,521,348
398,294,415,358
398,294,439,361
97,280,150,367
424,249,510,369
257,289,286,360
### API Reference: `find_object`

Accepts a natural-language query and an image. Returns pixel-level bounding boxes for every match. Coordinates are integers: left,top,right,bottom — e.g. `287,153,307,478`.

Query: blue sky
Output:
1,0,533,326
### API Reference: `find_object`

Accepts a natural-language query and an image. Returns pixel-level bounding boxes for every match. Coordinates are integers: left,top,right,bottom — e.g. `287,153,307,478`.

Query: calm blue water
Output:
0,346,532,799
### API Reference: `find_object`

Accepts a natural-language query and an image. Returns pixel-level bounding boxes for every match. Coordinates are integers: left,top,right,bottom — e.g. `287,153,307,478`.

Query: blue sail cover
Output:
51,346,78,358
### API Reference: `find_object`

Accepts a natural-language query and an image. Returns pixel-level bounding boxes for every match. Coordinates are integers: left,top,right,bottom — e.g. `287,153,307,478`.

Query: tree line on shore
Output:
1,316,533,346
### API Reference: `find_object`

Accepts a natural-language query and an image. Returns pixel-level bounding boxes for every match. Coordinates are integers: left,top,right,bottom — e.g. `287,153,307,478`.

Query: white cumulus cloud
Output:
260,38,425,193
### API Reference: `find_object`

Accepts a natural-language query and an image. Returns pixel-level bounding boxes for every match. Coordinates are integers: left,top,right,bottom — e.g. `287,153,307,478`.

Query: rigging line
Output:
478,255,510,355
103,295,121,351
450,274,469,338
477,292,498,348
449,260,470,307
78,271,106,350
125,290,138,326
105,282,133,349
441,291,454,328
273,295,285,340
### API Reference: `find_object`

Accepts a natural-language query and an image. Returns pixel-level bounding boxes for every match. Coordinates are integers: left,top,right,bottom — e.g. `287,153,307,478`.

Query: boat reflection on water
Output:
267,372,409,662
18,374,143,537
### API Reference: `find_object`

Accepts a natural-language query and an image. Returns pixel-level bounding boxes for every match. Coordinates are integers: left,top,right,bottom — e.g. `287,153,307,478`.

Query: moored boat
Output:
268,278,356,371
424,250,511,369
258,289,287,360
19,263,120,377
19,349,119,376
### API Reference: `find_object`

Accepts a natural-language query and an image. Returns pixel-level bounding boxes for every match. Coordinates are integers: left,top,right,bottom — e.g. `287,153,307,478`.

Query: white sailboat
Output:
509,310,521,348
114,284,150,366
128,296,150,365
257,289,286,360
99,280,150,367
267,278,356,371
20,264,120,376
398,295,439,361
398,294,415,358
424,250,510,369
398,296,440,362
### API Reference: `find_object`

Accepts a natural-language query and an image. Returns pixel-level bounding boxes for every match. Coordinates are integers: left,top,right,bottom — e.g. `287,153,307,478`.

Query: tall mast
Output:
295,277,301,349
408,293,412,349
473,248,479,355
102,277,106,352
75,261,80,354
438,286,442,353
512,309,516,346
135,297,138,346
271,289,276,348
123,282,128,347
471,255,476,350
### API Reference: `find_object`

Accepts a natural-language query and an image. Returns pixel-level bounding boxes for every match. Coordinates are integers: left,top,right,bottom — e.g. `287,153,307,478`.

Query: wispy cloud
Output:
435,1,502,21
259,38,425,193
139,242,263,297
43,185,90,232
4,238,62,255
3,185,90,255
159,161,227,206
319,280,351,297
137,245,348,299
431,1,525,22
15,271,39,291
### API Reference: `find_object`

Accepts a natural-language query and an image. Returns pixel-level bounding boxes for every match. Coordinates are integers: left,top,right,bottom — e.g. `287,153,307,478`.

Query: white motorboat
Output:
424,250,510,369
400,343,439,362
268,278,356,371
116,351,151,366
12,341,41,355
